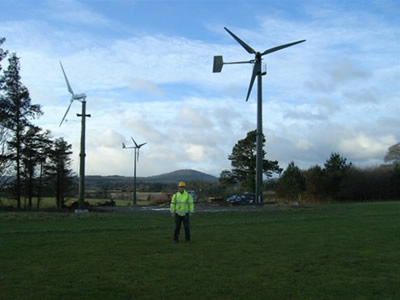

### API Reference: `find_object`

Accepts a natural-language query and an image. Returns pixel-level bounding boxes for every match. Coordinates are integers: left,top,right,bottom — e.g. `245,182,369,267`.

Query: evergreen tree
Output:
0,37,12,194
35,129,53,209
303,165,326,201
323,153,352,200
16,125,51,209
0,53,42,208
276,161,305,201
46,138,74,208
220,130,282,192
0,37,7,75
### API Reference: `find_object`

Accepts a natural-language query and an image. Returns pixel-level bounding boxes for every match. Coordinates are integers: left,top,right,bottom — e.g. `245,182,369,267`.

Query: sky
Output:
0,0,399,177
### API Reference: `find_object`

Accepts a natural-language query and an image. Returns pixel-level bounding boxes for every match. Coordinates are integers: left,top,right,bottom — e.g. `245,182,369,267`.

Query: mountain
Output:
84,169,218,188
143,169,218,183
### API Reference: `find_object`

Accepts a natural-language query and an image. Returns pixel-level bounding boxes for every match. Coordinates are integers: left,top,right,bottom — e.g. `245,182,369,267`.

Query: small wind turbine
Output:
59,62,91,212
213,27,305,205
122,137,147,206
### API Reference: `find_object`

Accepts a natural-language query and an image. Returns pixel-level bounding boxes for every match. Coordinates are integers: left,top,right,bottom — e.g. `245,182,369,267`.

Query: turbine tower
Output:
213,27,305,205
59,62,91,212
122,137,147,206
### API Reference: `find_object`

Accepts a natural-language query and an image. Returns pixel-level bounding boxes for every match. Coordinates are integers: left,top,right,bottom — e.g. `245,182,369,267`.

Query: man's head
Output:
178,181,186,193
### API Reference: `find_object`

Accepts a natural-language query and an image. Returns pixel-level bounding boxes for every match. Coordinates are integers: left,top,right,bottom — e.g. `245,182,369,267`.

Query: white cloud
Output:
129,79,164,96
184,144,207,161
295,139,313,150
44,0,112,26
339,134,396,160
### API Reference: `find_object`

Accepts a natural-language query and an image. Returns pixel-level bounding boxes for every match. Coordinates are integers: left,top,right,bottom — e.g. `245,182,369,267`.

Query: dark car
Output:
241,193,255,205
226,193,255,205
226,194,242,204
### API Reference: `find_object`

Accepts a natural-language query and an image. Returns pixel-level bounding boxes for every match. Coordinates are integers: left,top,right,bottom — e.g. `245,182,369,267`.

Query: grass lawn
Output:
1,201,400,299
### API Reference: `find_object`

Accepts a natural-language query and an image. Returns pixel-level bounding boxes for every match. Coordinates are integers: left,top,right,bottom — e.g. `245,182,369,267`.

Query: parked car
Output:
226,193,255,205
241,193,255,205
226,194,242,204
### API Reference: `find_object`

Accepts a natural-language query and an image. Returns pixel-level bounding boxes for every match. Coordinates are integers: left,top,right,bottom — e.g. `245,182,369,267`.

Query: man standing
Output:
170,181,194,242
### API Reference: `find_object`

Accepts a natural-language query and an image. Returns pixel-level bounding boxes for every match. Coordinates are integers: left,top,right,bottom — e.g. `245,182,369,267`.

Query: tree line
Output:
220,129,400,203
276,153,400,202
0,38,74,209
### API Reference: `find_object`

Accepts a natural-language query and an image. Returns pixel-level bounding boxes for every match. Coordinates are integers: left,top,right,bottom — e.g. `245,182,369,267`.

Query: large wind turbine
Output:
59,62,91,212
122,137,147,206
213,27,305,205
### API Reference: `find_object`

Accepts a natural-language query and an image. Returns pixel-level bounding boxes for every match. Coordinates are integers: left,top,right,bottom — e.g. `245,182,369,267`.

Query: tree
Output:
220,130,282,192
16,125,52,209
35,130,53,209
0,37,7,74
388,163,400,200
219,169,238,185
303,165,326,201
0,126,12,198
384,143,400,165
323,153,352,200
46,138,74,208
0,38,12,199
0,53,42,208
276,161,305,201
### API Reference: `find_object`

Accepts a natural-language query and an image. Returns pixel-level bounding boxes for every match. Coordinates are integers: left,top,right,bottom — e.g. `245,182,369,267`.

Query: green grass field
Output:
1,201,400,300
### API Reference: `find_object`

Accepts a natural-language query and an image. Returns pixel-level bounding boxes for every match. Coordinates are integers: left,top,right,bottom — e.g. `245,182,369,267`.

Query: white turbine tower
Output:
122,137,147,206
59,62,91,212
213,27,305,205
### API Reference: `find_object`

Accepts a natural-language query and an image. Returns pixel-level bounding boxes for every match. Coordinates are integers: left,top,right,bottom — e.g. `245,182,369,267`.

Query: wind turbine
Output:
59,62,91,212
213,27,305,205
122,137,147,206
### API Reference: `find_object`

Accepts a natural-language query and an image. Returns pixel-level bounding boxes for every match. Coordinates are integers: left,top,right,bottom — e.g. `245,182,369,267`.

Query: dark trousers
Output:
174,213,191,242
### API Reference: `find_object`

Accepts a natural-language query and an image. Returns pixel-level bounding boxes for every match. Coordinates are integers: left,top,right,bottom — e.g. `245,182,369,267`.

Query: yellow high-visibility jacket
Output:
170,190,194,216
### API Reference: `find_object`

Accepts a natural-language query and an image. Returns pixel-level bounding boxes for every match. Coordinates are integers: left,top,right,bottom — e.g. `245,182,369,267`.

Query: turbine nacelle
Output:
131,137,147,149
73,93,87,101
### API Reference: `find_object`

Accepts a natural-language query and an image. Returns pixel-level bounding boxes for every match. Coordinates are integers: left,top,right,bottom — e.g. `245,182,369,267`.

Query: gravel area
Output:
91,203,303,213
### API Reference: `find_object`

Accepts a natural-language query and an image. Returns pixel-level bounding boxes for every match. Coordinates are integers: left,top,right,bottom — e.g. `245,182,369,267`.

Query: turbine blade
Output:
245,63,258,102
59,99,73,127
59,61,74,95
131,137,139,148
138,142,147,148
261,40,306,56
137,149,140,162
224,27,256,54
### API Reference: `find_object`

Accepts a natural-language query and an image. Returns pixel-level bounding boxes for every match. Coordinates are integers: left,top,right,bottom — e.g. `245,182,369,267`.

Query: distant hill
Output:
84,169,218,188
143,169,218,183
